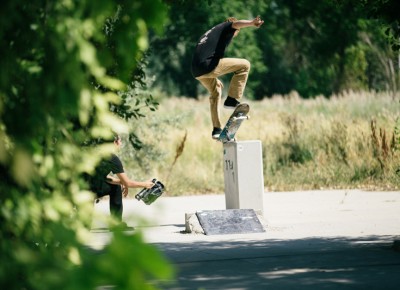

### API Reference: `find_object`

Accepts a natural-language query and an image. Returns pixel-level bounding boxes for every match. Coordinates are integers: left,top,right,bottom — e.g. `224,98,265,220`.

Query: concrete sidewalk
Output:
87,190,400,289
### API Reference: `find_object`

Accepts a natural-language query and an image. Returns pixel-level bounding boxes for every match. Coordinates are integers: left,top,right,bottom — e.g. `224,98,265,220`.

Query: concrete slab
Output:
195,209,265,235
87,190,400,289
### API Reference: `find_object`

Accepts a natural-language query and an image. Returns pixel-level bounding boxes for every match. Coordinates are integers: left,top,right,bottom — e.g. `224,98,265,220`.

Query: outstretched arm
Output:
107,173,154,197
232,16,264,30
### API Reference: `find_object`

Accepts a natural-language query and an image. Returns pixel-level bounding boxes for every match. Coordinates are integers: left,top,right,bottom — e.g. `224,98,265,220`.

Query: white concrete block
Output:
223,140,265,216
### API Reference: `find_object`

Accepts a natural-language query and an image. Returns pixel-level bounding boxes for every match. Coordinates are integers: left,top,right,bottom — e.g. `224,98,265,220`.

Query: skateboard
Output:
135,178,165,205
218,103,250,143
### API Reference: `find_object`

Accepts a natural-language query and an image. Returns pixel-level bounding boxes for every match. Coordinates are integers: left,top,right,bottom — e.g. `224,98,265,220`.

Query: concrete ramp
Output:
195,209,265,235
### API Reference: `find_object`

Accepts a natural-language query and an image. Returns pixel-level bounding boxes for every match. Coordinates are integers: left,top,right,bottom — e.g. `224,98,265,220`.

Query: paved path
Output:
87,190,400,289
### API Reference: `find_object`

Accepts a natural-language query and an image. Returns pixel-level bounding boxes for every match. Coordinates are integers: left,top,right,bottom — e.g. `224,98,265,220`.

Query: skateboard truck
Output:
227,115,250,142
226,135,235,142
218,103,250,144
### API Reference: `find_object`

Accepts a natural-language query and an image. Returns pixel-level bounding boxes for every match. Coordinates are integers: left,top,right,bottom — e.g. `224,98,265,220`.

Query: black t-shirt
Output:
88,154,124,192
191,22,237,77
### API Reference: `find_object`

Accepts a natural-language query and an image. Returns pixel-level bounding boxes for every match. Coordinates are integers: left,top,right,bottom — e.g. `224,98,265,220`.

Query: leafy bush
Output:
0,1,174,289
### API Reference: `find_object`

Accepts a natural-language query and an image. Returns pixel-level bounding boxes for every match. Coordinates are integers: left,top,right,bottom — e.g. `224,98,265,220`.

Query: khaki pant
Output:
196,58,250,128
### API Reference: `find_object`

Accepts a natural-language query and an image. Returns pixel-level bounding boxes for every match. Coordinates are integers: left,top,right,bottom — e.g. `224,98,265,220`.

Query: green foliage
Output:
76,232,174,289
121,104,190,180
276,114,313,166
0,0,174,289
149,0,399,99
148,0,269,99
353,0,400,47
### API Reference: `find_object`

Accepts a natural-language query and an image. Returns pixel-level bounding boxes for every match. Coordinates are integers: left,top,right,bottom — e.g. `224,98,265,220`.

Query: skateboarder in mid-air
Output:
191,16,264,139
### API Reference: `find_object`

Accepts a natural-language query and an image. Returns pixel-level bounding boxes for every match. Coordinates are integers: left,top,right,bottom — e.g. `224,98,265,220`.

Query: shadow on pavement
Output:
153,235,400,290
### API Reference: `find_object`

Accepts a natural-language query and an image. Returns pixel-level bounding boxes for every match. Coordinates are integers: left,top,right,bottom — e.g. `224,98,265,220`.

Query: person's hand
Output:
144,180,155,189
253,15,264,28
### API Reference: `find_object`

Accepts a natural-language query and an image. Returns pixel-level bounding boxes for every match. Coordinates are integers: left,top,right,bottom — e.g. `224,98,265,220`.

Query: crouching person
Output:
88,135,154,229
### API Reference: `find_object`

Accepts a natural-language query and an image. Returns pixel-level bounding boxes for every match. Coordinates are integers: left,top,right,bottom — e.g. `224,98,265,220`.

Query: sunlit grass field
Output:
121,91,400,195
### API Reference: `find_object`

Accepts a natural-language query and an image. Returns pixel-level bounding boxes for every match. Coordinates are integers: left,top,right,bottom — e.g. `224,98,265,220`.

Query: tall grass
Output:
121,91,400,195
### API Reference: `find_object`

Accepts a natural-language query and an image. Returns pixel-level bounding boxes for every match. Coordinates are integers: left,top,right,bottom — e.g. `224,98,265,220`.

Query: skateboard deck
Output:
218,103,250,143
135,178,165,205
